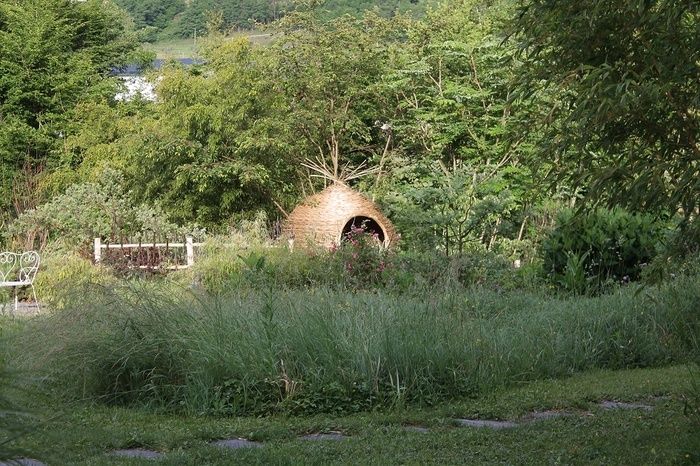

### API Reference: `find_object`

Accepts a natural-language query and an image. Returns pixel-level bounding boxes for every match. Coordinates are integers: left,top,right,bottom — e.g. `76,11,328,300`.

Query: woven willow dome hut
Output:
282,183,398,249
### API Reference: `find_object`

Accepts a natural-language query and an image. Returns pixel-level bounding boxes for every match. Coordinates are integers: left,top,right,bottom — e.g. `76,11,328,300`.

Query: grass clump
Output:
16,274,700,416
0,321,35,462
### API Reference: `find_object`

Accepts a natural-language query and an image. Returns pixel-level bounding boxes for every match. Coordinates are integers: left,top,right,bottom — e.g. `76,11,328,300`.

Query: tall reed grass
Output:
1,321,34,461
17,275,700,416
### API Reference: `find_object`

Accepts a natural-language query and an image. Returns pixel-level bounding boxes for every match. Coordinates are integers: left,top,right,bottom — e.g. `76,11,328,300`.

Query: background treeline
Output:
1,0,698,296
113,0,429,41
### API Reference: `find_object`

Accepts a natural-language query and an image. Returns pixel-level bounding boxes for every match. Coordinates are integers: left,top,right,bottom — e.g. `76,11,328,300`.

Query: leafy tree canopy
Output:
113,0,186,31
512,0,700,218
0,0,142,221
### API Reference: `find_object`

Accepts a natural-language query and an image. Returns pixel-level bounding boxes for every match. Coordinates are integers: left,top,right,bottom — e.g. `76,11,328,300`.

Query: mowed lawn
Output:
8,365,699,465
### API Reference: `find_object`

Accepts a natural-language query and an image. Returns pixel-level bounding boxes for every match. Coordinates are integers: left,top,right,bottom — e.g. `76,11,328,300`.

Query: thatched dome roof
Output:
282,183,398,249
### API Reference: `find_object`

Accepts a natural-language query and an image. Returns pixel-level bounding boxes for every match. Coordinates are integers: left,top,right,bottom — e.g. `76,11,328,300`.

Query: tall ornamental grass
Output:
0,321,34,461
17,275,700,415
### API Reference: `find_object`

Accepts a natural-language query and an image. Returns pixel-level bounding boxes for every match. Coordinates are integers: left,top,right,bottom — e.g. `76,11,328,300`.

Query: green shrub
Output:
542,208,663,293
262,247,343,289
187,211,535,294
7,169,198,253
193,242,346,293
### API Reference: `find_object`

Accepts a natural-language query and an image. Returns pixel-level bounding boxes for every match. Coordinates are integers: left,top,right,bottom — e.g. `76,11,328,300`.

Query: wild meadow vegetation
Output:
17,274,700,416
1,0,699,463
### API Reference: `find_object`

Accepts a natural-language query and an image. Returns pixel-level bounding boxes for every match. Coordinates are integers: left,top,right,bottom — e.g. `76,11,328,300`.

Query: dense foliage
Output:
113,0,186,39
512,0,700,217
2,0,698,287
0,0,142,228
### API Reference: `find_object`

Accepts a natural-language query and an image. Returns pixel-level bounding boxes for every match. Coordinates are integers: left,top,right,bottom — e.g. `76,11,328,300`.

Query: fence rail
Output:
94,236,203,270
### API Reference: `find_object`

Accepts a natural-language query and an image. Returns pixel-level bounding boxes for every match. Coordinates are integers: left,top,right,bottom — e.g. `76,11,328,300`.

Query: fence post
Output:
186,236,194,267
94,237,101,264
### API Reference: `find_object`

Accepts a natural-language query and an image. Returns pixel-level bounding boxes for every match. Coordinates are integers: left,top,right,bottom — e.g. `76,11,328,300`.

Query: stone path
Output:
402,425,430,433
523,410,572,421
456,419,519,429
455,409,571,431
110,449,164,459
212,438,263,449
300,433,349,441
0,302,42,317
0,459,47,466
4,398,658,462
454,399,656,431
599,400,654,411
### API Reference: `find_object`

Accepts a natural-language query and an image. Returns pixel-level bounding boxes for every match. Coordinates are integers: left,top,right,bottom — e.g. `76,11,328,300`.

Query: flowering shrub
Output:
333,224,390,289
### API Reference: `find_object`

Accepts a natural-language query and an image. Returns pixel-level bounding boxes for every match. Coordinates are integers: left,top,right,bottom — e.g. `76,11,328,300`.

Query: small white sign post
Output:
94,237,102,264
186,236,194,267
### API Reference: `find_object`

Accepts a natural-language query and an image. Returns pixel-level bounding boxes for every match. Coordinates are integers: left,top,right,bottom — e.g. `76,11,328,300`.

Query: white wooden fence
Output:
94,236,203,270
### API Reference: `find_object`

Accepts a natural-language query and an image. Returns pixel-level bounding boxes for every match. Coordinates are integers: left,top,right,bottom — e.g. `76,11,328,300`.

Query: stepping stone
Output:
110,449,163,459
402,425,430,433
0,302,41,317
300,432,348,441
456,419,518,430
212,438,263,449
0,459,47,466
599,400,653,411
523,410,572,422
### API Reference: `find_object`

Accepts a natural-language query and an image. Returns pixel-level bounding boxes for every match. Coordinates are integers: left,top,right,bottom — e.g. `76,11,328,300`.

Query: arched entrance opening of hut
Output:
341,216,386,244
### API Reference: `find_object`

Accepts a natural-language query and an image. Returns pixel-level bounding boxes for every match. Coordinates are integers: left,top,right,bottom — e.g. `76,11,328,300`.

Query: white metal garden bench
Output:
0,251,40,313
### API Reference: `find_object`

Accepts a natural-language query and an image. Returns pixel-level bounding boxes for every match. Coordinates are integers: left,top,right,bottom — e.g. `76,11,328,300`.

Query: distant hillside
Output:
114,0,429,41
315,0,426,20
